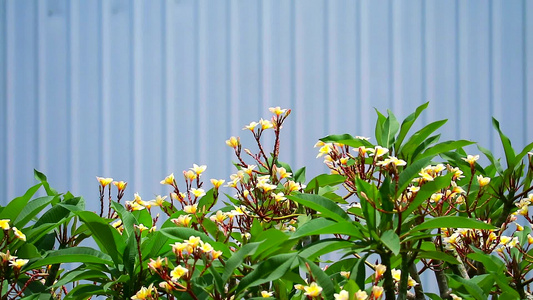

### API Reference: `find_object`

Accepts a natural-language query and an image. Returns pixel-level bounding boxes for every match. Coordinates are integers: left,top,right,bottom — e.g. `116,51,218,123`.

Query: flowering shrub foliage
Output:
1,103,533,300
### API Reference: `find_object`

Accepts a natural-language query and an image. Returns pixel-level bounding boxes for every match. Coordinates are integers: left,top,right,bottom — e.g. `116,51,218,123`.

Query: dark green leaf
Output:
410,216,496,232
380,230,400,255
287,194,350,222
235,253,297,295
492,118,515,168
394,102,429,151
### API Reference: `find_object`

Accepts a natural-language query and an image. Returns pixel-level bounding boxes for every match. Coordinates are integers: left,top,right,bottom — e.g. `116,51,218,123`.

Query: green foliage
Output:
2,104,532,299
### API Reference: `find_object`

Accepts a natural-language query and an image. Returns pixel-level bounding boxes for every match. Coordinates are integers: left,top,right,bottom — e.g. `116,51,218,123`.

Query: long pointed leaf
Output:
492,118,516,168
395,102,429,151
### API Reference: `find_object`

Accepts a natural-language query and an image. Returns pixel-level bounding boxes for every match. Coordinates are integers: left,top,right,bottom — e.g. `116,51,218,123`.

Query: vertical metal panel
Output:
527,0,533,145
360,0,393,135
0,0,6,204
38,0,70,194
425,1,460,141
457,1,492,149
1,1,533,208
294,0,328,178
5,1,40,201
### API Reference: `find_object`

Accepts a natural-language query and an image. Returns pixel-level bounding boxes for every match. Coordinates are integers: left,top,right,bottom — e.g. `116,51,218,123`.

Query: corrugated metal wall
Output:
1,0,532,215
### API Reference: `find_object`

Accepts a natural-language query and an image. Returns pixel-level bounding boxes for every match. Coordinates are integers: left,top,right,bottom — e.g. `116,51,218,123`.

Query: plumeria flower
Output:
153,195,167,206
190,188,206,198
261,290,274,298
462,154,479,166
184,204,198,214
316,143,332,158
210,210,227,223
211,179,225,188
185,236,201,248
272,192,287,202
276,166,292,179
211,250,223,259
259,118,274,130
450,294,463,300
355,136,371,140
334,290,349,300
134,224,149,233
131,285,152,300
368,146,389,158
184,170,197,180
375,264,386,280
160,173,175,185
355,290,369,300
12,227,26,241
371,286,384,298
96,176,113,187
148,257,164,271
340,271,350,278
269,106,287,116
170,265,188,281
172,215,192,227
477,175,491,187
226,136,240,148
113,181,127,191
0,219,10,230
376,156,406,167
190,164,207,175
303,282,322,297
9,259,28,269
243,121,259,131
199,241,214,253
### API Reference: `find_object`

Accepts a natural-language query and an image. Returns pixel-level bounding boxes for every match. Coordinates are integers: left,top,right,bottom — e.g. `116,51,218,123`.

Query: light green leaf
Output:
235,253,297,295
410,216,496,232
380,230,400,256
26,247,113,270
419,140,475,159
287,194,350,222
291,218,364,240
394,102,429,151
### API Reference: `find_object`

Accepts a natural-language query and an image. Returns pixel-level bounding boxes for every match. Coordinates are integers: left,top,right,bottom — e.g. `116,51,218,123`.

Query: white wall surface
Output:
1,0,532,215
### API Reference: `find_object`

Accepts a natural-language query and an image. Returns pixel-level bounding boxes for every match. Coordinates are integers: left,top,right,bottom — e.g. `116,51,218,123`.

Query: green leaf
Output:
425,293,444,300
74,211,124,265
298,239,353,261
222,242,260,283
26,247,113,270
198,188,217,212
401,173,453,218
294,167,306,183
235,253,297,295
110,201,136,239
14,195,57,228
287,194,350,222
320,134,374,148
53,269,109,288
380,230,400,255
64,284,110,300
394,102,429,151
0,183,42,220
349,253,370,291
512,140,533,168
418,251,459,265
375,109,387,145
400,119,448,162
34,169,58,196
467,250,504,273
291,218,364,240
411,134,441,160
299,256,335,300
160,227,214,244
492,118,515,168
419,140,475,159
355,178,378,231
478,145,503,174
304,174,346,193
397,157,433,194
447,274,486,300
410,216,496,232
381,110,400,148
